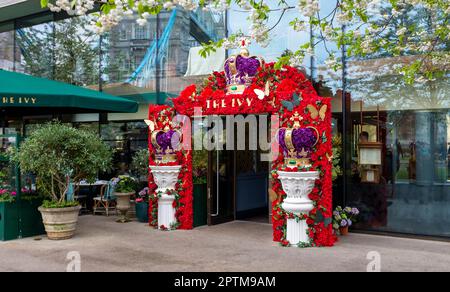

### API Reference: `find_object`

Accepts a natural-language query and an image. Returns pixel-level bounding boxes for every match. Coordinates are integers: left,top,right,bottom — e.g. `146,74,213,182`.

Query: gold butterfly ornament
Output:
307,104,327,121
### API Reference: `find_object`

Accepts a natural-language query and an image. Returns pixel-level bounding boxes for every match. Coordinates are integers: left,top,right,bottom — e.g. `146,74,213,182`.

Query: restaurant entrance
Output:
206,116,270,226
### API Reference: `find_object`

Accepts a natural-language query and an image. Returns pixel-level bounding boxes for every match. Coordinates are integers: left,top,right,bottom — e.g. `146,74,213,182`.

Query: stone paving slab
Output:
1,215,450,272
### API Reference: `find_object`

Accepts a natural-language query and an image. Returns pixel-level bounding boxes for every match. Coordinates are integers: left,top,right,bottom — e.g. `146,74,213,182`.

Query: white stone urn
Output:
149,165,182,230
114,192,134,223
277,170,319,246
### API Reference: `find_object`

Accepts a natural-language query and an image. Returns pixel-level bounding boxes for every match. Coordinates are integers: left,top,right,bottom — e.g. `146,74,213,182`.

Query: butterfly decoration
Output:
306,104,327,121
326,152,333,162
254,81,270,100
314,209,332,227
281,92,302,111
144,119,155,132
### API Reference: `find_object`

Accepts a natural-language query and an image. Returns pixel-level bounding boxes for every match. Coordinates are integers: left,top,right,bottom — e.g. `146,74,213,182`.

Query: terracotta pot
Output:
339,226,349,236
38,205,81,240
114,192,134,223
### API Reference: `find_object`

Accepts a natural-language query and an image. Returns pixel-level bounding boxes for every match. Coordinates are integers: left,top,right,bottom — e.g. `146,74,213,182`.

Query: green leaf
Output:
40,0,49,8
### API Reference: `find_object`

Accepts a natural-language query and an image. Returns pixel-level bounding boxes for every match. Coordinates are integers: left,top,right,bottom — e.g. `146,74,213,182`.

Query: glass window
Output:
343,3,450,237
16,15,54,79
0,30,15,71
134,24,149,40
53,15,100,86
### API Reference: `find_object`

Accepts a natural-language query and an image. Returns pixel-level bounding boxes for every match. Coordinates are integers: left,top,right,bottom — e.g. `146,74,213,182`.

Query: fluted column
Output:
149,165,181,230
277,171,319,246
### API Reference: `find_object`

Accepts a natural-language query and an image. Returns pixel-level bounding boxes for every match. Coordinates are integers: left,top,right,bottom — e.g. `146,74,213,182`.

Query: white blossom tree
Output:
40,0,449,84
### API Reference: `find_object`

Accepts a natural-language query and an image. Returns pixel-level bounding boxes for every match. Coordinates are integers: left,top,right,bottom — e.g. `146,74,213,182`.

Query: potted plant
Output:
135,187,149,223
111,175,137,223
332,206,360,236
11,122,112,240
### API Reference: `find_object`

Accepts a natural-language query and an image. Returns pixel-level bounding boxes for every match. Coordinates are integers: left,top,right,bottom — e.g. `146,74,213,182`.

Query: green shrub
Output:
130,149,149,180
11,122,113,207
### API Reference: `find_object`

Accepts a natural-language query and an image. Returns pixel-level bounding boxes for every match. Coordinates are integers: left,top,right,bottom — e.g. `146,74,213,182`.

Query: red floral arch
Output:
148,63,336,247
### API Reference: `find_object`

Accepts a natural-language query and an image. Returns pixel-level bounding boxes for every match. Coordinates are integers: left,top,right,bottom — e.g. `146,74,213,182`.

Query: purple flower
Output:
347,219,352,226
352,208,360,215
333,211,339,217
340,220,348,227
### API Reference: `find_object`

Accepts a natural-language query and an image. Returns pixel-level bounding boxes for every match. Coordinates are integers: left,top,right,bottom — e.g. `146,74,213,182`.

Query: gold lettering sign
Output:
1,97,38,105
205,97,253,110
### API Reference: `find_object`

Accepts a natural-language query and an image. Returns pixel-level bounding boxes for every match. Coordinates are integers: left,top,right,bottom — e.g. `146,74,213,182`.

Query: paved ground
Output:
1,215,450,272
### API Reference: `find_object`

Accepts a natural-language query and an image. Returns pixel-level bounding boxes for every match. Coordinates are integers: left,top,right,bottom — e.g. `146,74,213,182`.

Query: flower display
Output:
136,187,150,203
111,175,137,193
148,63,335,246
0,187,16,203
332,206,360,234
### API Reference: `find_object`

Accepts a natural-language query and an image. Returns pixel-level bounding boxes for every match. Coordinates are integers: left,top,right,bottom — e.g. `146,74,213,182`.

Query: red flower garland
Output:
147,106,193,230
148,64,336,246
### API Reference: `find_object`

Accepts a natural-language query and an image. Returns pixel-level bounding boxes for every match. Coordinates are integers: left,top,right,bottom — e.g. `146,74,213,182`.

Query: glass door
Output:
207,117,235,225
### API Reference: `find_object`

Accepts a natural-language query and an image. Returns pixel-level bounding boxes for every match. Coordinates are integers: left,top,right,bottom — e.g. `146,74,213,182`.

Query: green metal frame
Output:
0,133,45,241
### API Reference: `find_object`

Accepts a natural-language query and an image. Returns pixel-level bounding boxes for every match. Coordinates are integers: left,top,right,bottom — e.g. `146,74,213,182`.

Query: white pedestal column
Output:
149,165,181,230
277,171,319,246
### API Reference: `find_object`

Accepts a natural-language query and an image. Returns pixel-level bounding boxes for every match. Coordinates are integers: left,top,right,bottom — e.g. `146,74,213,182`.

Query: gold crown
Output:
224,47,264,95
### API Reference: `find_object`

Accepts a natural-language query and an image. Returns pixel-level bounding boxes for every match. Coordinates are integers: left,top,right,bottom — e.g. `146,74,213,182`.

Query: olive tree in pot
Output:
12,122,112,240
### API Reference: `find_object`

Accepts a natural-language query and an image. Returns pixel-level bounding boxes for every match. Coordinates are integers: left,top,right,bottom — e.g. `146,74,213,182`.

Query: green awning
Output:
0,70,138,113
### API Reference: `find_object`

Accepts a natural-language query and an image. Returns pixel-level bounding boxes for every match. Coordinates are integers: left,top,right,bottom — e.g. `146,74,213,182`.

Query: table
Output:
75,180,109,214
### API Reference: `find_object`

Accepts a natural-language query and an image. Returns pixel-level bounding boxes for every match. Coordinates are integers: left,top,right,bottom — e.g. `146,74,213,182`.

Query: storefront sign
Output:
1,97,38,105
205,97,253,109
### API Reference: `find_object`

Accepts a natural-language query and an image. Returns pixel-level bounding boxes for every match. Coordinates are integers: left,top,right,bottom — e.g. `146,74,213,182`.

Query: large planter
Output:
0,201,18,241
277,170,319,246
0,198,46,241
38,205,81,240
149,165,181,230
136,201,149,223
114,192,134,223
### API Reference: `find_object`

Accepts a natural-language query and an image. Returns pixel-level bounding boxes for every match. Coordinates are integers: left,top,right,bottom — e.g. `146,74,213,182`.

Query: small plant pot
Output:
135,201,149,223
339,226,349,236
38,205,81,240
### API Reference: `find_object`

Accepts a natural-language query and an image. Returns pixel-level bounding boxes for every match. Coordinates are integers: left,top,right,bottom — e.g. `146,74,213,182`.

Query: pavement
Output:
1,215,450,272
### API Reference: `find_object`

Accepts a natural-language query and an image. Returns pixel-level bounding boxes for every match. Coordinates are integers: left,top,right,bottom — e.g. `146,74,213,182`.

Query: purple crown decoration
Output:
224,39,263,95
150,128,182,164
278,113,319,169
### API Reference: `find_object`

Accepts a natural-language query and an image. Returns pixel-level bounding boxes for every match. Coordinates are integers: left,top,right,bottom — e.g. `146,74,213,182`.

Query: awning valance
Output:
0,70,138,113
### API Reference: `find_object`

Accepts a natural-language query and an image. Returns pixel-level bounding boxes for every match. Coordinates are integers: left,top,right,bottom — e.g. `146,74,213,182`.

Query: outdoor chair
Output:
93,182,117,216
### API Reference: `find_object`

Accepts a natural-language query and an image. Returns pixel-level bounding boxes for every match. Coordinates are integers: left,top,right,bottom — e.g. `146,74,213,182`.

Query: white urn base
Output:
277,170,319,246
149,165,182,231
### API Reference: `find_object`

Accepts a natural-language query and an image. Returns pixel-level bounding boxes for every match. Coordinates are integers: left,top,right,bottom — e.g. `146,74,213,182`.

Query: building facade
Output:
0,0,449,239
